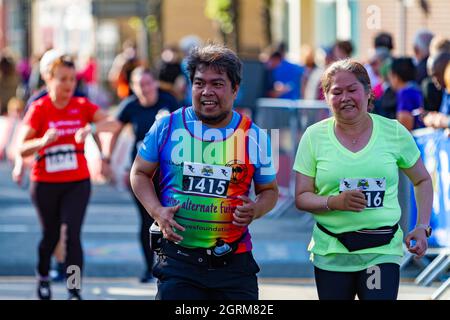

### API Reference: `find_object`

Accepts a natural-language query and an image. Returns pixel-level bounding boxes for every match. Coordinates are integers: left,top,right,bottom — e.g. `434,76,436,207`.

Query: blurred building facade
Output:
1,0,449,80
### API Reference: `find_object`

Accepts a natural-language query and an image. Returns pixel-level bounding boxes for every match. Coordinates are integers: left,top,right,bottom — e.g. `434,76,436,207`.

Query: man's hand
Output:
233,195,260,227
329,190,367,212
154,205,185,242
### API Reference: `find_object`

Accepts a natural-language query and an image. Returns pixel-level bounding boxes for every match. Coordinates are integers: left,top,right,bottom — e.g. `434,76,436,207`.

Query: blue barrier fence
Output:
411,128,450,248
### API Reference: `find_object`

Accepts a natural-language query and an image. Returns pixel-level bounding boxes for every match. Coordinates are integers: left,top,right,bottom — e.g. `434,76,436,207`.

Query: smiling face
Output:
131,72,158,106
48,65,77,102
191,64,238,127
326,71,370,122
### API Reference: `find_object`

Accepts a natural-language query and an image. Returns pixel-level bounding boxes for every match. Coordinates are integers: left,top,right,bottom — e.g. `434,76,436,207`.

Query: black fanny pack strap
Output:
316,223,339,237
35,149,84,162
317,223,398,237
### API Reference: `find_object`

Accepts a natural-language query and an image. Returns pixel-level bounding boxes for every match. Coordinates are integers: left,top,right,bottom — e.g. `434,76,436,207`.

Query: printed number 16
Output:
366,192,382,207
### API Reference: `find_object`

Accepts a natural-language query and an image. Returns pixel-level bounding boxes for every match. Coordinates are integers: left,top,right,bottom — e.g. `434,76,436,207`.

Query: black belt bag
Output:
316,223,399,252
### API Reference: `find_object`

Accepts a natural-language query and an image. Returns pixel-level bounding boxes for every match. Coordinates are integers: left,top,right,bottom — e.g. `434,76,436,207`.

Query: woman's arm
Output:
402,158,433,257
295,172,367,214
19,125,58,157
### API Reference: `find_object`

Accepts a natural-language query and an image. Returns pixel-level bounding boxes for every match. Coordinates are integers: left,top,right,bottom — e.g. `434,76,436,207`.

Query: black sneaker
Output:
68,289,82,300
139,270,154,283
37,280,52,300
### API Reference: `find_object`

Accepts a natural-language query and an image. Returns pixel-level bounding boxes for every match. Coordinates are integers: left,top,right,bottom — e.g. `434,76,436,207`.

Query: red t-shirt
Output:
23,95,99,182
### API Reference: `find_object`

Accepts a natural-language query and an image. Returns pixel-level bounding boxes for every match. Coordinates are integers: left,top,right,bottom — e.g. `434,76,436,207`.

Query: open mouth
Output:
341,104,356,111
201,100,218,110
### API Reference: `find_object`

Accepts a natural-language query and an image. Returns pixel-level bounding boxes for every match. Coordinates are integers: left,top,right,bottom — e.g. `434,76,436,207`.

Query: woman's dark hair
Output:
321,59,375,109
390,57,416,82
186,44,242,89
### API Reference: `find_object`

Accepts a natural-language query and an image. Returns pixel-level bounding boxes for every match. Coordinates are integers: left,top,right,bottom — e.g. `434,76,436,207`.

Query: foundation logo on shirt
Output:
226,160,248,184
357,179,370,190
201,166,214,177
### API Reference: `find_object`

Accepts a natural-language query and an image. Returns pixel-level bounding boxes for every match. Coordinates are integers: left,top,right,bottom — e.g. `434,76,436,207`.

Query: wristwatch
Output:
416,224,432,238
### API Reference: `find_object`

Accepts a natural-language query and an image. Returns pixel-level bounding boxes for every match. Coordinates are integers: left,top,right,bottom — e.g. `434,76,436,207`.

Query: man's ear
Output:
232,84,240,95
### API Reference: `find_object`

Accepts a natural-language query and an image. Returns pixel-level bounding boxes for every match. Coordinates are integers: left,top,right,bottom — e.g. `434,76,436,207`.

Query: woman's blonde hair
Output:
321,59,375,109
48,55,75,77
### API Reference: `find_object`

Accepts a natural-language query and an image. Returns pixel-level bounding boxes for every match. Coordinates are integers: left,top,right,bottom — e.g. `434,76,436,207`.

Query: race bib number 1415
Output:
182,162,232,198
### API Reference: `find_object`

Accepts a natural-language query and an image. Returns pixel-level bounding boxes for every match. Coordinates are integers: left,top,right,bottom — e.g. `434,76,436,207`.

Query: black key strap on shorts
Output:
159,229,249,267
316,223,399,252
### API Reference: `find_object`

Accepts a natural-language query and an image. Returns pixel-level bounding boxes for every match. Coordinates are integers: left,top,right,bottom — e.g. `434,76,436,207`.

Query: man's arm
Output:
232,180,278,227
130,155,185,242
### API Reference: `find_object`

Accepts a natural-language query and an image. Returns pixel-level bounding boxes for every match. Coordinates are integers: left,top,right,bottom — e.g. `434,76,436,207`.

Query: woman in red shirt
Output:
18,55,118,300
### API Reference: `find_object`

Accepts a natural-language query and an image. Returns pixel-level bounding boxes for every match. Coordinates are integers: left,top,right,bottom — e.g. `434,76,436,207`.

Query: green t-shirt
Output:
293,113,420,267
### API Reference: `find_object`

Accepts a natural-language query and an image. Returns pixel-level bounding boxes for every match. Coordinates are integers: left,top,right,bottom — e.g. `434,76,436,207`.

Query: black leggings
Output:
132,194,155,273
314,263,400,300
31,179,91,278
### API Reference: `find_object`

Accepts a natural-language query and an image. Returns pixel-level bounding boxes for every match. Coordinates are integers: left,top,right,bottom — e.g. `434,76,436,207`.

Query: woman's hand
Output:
405,228,428,258
329,190,367,212
41,128,58,147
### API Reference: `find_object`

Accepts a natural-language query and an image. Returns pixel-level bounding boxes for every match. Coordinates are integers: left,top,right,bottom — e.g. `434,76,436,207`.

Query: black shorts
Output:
153,251,260,300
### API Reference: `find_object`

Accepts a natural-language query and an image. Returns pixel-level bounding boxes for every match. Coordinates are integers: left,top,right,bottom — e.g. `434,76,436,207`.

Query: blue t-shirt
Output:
396,82,424,129
116,90,178,160
271,59,304,99
138,107,277,185
439,91,450,115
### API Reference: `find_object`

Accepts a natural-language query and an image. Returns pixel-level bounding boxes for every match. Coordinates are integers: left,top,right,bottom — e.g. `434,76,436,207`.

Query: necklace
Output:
351,138,357,145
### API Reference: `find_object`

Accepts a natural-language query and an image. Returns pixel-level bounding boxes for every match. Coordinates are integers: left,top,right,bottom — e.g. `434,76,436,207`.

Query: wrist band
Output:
90,123,97,134
326,196,333,211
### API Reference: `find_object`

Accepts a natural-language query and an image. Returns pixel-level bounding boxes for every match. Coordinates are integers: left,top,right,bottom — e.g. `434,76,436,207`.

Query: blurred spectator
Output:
367,47,391,100
179,35,203,106
421,37,450,112
16,56,32,102
424,61,450,129
0,52,20,115
265,45,305,100
304,46,335,100
413,29,434,84
77,55,97,86
333,40,353,60
157,46,186,105
371,32,396,120
108,39,140,100
429,35,450,57
389,57,424,130
374,32,394,53
428,52,450,94
300,44,317,99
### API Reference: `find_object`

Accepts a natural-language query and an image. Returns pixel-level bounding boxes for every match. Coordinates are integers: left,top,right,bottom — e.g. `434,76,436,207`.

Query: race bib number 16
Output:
182,162,232,198
339,178,386,209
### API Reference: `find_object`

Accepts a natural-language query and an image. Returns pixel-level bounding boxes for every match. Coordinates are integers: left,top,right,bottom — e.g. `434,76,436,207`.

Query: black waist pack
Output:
316,223,399,252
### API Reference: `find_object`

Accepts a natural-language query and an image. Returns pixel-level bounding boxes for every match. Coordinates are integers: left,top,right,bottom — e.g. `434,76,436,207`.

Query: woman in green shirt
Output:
294,59,433,300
